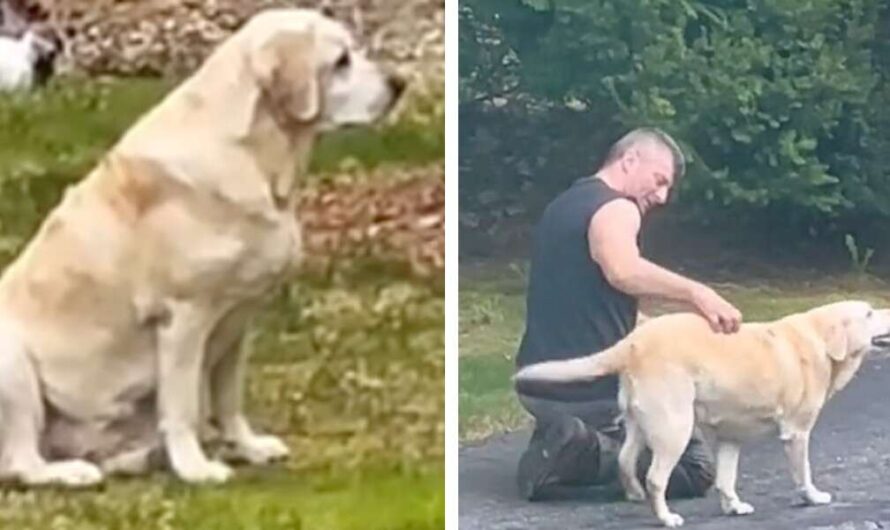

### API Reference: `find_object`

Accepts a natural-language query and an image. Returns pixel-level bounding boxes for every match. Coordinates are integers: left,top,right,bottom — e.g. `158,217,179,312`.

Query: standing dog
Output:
0,8,404,486
515,301,890,527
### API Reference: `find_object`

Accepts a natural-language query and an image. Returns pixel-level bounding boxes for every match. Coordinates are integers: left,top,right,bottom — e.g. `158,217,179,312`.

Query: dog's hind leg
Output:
101,444,165,476
715,441,753,515
634,377,694,528
0,332,103,487
618,415,646,502
99,398,165,477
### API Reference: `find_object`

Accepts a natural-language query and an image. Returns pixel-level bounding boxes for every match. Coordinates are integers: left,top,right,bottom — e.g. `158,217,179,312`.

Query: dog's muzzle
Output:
871,333,890,348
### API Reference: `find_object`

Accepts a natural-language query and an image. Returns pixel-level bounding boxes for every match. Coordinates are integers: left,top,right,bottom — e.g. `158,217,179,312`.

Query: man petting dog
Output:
514,128,743,500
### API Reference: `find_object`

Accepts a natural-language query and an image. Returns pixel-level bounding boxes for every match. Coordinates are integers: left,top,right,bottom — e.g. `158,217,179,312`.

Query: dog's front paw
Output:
803,488,832,505
724,500,755,515
660,512,684,528
230,434,290,465
177,459,233,484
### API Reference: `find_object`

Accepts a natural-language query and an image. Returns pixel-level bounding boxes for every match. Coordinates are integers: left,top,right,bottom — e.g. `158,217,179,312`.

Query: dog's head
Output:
241,9,405,132
809,300,890,362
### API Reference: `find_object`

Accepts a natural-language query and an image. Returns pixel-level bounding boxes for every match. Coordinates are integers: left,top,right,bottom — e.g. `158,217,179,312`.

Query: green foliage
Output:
460,0,890,232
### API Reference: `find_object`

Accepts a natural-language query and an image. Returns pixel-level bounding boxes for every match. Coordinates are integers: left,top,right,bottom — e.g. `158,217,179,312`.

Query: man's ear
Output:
249,30,320,123
621,148,638,174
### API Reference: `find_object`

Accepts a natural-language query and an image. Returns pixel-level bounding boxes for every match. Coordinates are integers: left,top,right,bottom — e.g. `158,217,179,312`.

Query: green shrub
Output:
460,0,890,233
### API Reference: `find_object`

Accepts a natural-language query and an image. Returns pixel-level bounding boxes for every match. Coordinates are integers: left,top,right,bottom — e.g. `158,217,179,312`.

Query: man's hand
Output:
588,198,743,334
690,285,742,334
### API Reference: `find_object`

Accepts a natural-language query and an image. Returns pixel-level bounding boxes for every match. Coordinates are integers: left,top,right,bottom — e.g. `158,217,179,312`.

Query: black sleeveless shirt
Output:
515,177,638,402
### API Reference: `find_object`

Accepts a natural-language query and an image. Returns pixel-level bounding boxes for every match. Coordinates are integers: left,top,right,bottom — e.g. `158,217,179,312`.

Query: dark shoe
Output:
516,416,587,501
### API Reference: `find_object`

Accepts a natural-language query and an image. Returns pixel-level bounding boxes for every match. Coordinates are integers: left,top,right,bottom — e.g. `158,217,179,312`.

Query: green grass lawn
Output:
0,77,444,529
459,260,890,442
0,465,443,530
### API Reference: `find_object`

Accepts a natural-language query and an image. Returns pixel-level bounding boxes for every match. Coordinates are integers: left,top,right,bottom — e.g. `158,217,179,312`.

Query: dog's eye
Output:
335,51,351,70
868,310,874,318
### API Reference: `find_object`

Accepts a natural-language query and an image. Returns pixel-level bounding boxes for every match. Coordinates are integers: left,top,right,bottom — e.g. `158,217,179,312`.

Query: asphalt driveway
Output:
459,357,890,529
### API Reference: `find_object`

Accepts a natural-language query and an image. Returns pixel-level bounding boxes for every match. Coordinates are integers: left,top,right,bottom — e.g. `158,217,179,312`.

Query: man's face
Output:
619,145,675,214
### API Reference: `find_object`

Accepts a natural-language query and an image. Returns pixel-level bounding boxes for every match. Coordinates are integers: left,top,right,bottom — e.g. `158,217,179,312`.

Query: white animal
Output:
0,28,57,91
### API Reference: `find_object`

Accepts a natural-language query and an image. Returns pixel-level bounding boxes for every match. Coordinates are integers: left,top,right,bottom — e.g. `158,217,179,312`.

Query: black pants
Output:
518,393,715,497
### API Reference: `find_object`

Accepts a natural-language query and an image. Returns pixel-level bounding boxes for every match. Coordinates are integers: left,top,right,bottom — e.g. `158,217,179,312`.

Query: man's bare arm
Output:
589,199,741,333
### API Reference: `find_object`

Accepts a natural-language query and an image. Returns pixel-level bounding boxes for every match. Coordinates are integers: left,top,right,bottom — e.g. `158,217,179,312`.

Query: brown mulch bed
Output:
298,163,444,280
3,0,443,79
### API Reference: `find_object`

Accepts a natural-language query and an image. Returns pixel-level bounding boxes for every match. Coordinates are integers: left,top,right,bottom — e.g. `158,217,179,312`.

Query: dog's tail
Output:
513,339,633,383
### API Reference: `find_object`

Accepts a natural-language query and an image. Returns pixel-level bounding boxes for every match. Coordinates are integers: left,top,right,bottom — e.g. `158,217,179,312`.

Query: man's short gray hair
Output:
601,127,686,180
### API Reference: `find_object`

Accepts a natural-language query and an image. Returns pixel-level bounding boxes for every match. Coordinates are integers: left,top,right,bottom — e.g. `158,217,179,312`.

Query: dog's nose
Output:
388,75,407,99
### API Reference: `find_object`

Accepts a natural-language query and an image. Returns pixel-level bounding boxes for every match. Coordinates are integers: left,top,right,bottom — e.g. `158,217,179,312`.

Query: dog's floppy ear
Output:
249,28,320,124
824,320,849,361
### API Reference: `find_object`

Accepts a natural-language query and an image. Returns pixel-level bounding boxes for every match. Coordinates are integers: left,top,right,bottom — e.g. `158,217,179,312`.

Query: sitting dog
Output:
0,8,404,487
515,301,890,527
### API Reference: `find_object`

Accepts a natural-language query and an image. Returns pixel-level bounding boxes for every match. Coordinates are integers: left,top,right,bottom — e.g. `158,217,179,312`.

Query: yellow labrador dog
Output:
515,301,890,527
0,8,404,487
